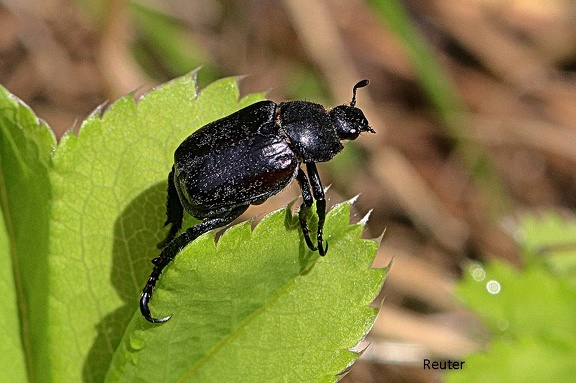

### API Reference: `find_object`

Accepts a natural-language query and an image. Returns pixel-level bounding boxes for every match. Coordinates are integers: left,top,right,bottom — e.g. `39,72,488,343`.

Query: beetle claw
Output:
302,230,318,252
140,290,172,323
318,240,328,256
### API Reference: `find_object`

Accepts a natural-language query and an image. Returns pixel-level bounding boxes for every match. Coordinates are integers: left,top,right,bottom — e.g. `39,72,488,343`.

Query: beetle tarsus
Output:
140,252,174,323
306,163,328,257
296,168,319,252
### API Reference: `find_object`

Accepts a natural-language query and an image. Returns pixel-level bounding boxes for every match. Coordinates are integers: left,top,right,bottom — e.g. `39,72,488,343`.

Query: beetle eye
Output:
339,131,360,140
339,128,359,140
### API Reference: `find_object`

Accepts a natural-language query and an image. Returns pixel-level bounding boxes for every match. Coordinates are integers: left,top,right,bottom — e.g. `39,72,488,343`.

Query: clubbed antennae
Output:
351,79,369,107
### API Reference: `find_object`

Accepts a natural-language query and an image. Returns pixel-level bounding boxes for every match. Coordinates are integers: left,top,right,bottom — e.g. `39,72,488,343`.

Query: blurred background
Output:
3,0,576,382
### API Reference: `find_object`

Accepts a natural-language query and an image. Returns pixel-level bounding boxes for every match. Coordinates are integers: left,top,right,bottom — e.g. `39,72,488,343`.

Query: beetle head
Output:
330,79,375,141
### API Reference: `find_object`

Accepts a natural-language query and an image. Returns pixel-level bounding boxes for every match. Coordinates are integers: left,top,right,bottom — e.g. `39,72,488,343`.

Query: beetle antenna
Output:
351,79,369,107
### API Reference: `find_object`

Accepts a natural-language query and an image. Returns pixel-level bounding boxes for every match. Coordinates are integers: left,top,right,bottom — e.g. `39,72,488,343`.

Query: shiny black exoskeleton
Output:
141,79,374,323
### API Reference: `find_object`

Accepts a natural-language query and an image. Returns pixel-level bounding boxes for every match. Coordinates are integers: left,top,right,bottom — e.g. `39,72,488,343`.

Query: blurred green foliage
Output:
447,213,576,382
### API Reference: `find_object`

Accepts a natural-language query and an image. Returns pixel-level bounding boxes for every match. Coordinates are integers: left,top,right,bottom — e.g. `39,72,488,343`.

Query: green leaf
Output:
447,213,576,383
0,204,27,382
0,86,56,382
106,200,385,383
47,72,264,382
519,213,576,279
447,337,576,383
457,260,576,341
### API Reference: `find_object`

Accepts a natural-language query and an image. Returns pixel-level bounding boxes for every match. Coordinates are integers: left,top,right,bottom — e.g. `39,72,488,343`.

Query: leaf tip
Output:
348,193,360,205
373,228,387,246
88,101,109,120
358,208,373,226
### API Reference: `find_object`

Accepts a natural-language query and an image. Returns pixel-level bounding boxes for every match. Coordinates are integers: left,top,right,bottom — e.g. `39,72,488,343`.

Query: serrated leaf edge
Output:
172,200,381,382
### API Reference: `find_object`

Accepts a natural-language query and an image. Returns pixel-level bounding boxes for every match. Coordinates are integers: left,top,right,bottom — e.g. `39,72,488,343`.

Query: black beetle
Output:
141,79,374,323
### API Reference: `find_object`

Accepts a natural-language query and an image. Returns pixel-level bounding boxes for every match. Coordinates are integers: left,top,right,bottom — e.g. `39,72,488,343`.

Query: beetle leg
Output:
157,166,184,249
306,163,328,256
295,168,318,252
141,204,249,323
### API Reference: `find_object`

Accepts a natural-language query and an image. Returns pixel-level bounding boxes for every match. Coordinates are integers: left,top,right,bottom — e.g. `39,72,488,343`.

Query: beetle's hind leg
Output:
157,166,184,249
296,168,318,252
141,204,249,323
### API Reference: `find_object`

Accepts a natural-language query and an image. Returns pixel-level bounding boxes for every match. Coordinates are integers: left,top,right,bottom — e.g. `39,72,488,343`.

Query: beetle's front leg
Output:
141,205,249,323
157,166,184,249
306,162,328,256
295,168,317,252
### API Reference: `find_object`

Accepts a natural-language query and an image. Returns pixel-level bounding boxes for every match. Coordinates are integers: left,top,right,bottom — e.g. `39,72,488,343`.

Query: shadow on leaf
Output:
83,182,166,382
